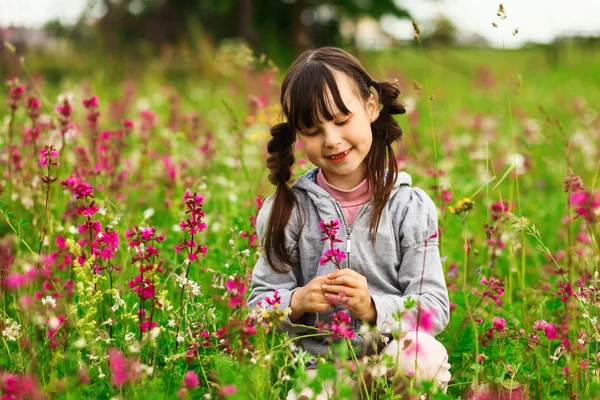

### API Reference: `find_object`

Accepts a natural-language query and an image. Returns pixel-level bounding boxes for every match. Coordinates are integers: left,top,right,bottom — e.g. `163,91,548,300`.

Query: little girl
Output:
248,47,451,398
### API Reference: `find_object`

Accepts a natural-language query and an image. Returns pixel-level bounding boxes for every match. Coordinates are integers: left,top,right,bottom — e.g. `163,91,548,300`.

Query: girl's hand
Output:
322,269,377,324
289,275,332,322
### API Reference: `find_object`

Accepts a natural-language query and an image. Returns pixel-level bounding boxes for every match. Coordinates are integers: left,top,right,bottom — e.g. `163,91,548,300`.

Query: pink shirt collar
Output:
315,169,373,207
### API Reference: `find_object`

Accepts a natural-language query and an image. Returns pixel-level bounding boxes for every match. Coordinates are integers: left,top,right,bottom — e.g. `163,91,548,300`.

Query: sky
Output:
0,0,599,48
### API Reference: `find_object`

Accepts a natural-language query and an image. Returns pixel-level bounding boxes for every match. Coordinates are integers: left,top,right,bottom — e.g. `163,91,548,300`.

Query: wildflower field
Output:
1,29,600,400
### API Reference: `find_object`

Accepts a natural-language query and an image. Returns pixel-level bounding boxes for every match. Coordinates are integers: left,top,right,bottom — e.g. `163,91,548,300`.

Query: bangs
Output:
283,63,351,132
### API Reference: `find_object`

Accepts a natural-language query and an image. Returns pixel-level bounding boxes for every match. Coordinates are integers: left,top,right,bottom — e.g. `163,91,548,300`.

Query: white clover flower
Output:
2,318,21,341
125,332,136,343
73,337,87,349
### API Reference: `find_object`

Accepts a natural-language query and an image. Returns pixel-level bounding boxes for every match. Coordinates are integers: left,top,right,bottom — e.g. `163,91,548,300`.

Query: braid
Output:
263,122,301,273
365,78,407,244
266,122,295,186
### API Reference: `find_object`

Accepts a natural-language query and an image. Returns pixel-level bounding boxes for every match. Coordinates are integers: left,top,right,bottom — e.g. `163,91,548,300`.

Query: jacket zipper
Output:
331,200,369,332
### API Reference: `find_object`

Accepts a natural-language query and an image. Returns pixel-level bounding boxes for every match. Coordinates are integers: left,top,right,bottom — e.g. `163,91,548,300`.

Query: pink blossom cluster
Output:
225,276,247,309
108,349,141,388
403,303,437,334
533,320,560,340
177,371,200,398
318,219,346,269
479,276,505,306
569,190,600,224
126,226,165,332
175,191,208,261
330,310,355,340
39,146,59,168
7,80,25,111
0,373,42,399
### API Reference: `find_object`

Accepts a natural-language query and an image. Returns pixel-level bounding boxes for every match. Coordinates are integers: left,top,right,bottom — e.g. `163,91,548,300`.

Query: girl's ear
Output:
367,93,380,123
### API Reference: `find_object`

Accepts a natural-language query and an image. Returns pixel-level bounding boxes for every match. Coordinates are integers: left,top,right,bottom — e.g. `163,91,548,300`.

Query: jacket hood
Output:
291,167,412,201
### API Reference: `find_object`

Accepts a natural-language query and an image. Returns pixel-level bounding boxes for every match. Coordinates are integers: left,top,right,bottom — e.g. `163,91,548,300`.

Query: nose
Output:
322,124,343,149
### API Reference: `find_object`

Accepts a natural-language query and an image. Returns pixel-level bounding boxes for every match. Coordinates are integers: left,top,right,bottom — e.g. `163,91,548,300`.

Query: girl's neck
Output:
320,165,368,190
318,168,370,194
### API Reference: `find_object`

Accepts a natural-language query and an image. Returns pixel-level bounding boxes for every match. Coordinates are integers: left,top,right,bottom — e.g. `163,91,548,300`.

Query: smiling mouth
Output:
326,148,352,159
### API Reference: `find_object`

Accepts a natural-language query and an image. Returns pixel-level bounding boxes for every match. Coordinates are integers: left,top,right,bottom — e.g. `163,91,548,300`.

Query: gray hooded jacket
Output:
248,168,450,356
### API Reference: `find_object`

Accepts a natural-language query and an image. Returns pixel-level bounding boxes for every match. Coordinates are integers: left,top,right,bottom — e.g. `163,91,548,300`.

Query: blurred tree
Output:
83,0,410,65
421,15,457,47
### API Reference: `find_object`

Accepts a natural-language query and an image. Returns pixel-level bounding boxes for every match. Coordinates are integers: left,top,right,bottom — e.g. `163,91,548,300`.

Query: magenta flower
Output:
38,147,60,167
82,95,98,108
183,371,199,389
533,320,548,331
544,323,560,340
108,349,129,387
319,248,347,266
403,304,437,334
569,190,600,223
331,310,355,340
218,384,238,397
492,317,506,330
264,290,281,306
319,219,346,270
225,276,247,309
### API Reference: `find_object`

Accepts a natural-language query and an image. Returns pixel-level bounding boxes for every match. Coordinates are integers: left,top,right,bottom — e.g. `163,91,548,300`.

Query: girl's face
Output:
297,71,379,190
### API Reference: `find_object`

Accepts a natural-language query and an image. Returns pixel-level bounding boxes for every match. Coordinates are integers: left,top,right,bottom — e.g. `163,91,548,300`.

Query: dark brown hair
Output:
264,46,406,273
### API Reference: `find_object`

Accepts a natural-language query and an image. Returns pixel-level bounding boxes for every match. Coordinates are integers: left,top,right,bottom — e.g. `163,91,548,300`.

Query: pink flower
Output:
319,248,347,266
403,304,437,334
331,310,355,340
182,371,199,389
264,291,281,306
140,321,158,333
225,276,247,309
82,95,98,108
544,323,560,340
218,384,238,397
492,317,506,330
108,349,129,387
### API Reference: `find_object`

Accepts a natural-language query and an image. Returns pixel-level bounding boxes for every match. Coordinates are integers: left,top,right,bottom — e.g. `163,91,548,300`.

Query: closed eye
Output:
336,118,350,126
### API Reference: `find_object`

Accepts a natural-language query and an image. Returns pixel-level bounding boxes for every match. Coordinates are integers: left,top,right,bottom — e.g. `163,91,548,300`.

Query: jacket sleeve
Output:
370,187,450,336
247,195,311,334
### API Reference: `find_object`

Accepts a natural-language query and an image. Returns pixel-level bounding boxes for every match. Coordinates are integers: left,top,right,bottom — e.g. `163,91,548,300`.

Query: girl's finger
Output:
322,283,356,295
325,275,360,288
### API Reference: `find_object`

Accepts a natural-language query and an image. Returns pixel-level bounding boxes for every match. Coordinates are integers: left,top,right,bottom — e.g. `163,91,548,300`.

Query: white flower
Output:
47,316,61,330
124,332,136,343
150,327,161,339
73,337,87,349
250,357,257,364
176,335,185,343
168,319,176,328
129,343,140,353
264,354,272,362
239,249,250,257
203,394,212,399
281,375,291,382
1,318,21,341
143,208,155,219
